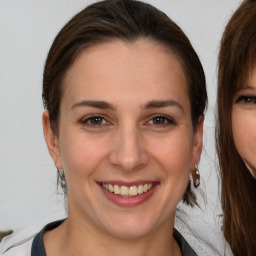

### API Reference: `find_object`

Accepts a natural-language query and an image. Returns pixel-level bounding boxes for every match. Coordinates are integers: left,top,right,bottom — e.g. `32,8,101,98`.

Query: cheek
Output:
232,112,245,154
59,131,108,181
232,110,256,158
149,133,193,210
232,110,256,154
148,131,193,176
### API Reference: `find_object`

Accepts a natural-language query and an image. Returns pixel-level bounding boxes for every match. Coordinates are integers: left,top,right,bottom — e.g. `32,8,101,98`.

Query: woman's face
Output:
232,67,256,178
44,39,203,238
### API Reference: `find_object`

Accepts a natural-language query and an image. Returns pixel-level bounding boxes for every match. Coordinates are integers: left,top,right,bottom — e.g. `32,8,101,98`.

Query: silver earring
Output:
57,168,68,194
193,164,200,188
57,168,65,180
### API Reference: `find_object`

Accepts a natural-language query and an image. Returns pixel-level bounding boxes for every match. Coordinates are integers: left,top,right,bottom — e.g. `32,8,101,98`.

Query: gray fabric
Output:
175,203,233,256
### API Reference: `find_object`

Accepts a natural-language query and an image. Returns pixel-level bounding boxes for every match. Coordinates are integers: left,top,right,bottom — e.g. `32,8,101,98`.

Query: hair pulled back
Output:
42,0,207,206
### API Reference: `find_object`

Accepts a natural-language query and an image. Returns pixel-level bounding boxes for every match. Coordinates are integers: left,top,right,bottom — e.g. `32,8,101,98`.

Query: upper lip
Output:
97,180,159,186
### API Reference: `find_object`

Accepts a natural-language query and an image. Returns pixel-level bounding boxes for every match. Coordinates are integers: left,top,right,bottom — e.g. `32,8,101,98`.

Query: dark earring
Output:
57,168,65,180
57,168,68,195
193,164,200,188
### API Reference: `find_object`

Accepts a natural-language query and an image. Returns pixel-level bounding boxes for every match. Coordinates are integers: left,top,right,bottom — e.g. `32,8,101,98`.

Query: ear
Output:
191,115,204,169
42,110,63,169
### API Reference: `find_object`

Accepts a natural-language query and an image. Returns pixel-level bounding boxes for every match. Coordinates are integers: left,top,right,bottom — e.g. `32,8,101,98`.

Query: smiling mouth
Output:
101,183,154,197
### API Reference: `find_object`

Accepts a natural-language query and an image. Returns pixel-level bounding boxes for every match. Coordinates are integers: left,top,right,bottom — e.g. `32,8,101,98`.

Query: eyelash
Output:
235,95,256,104
146,114,177,126
80,115,110,127
80,114,176,128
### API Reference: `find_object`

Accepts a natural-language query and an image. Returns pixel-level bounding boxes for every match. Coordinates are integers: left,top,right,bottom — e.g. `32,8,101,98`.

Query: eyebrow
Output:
238,86,256,91
71,99,184,112
144,100,184,112
71,100,116,110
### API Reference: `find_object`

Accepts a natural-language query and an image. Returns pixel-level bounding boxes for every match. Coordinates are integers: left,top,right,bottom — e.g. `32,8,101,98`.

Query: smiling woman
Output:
1,0,207,255
45,40,197,241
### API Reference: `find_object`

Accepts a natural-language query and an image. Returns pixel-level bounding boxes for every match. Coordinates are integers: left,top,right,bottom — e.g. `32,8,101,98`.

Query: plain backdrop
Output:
0,0,242,231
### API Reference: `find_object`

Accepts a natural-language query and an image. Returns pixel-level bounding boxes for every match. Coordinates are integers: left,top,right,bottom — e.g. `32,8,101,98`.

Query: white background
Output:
0,0,242,231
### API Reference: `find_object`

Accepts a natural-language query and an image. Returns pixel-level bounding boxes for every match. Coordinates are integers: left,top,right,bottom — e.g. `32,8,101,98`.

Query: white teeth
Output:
101,183,154,197
109,184,114,192
120,186,128,196
129,186,137,196
114,185,120,195
137,185,144,194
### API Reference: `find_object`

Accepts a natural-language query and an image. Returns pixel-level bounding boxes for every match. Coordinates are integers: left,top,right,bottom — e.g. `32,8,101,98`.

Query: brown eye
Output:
89,117,104,125
81,116,108,126
147,115,176,126
152,116,167,124
236,96,256,104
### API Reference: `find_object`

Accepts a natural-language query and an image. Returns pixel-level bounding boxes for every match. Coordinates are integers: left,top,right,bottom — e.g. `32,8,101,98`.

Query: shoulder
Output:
1,219,65,256
0,222,45,256
175,205,234,256
0,218,66,256
0,236,34,256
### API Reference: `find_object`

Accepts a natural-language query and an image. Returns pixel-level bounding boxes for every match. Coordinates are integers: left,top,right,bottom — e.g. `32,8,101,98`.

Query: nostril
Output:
108,150,149,171
108,129,149,171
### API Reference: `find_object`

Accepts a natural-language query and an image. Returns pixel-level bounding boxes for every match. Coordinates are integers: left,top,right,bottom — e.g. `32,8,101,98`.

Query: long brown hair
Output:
216,1,256,255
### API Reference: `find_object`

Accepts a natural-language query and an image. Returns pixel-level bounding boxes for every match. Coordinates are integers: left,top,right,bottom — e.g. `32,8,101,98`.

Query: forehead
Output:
236,64,256,92
249,65,256,85
62,39,189,107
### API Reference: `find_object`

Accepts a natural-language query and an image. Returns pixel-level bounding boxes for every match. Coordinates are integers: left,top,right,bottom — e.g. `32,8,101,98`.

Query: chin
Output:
100,215,155,239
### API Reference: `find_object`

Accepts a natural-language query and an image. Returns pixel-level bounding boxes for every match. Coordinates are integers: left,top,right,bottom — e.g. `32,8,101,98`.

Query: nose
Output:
108,126,149,172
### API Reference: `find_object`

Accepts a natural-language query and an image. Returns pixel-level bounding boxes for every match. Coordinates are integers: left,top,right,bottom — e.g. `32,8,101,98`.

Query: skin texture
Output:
232,67,256,179
43,39,203,256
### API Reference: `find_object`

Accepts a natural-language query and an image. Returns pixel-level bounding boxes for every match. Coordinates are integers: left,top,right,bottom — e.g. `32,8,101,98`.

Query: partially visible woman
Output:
216,0,256,255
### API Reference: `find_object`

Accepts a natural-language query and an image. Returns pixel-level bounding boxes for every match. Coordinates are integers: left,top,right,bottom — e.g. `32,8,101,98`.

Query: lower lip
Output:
99,184,158,207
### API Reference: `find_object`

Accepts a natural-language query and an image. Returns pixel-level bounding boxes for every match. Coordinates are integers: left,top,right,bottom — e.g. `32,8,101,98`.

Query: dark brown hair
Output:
216,1,256,255
42,0,207,205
